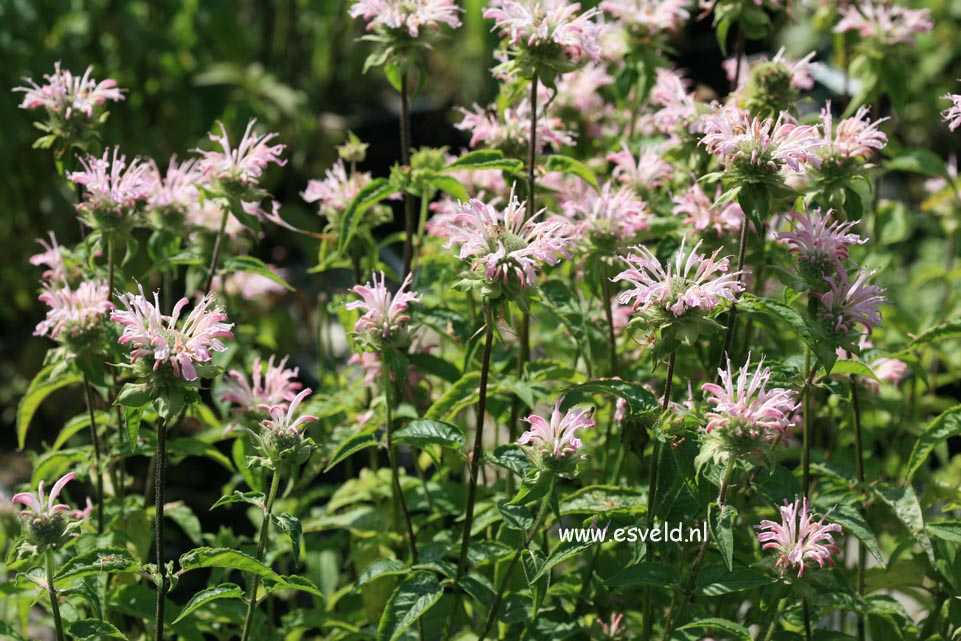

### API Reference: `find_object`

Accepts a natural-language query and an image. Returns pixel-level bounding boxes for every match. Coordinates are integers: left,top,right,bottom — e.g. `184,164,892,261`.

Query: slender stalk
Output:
802,348,813,495
661,456,736,641
442,308,495,641
762,597,789,641
850,368,866,641
718,216,750,373
601,262,619,377
82,377,105,534
204,208,231,292
641,350,677,641
477,476,555,641
400,71,415,278
107,234,116,297
384,358,419,564
44,550,66,641
154,416,169,641
732,28,746,90
803,600,812,640
240,469,281,641
526,74,539,222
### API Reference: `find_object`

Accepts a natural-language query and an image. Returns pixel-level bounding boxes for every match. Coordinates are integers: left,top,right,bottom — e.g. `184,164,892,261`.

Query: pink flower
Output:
221,355,302,411
259,388,319,436
836,336,908,394
14,62,123,120
216,266,288,301
456,100,575,152
601,0,690,34
35,279,113,340
755,496,842,578
349,0,462,36
68,147,154,216
650,68,698,134
12,472,78,520
699,105,823,174
834,1,933,46
112,285,234,381
606,142,673,191
547,63,614,114
815,268,885,335
703,355,799,442
346,271,421,338
30,232,67,282
820,102,888,160
671,181,744,237
563,182,649,246
517,397,595,459
195,119,286,186
596,612,627,639
613,238,745,317
941,90,961,132
484,0,603,63
778,208,865,274
147,155,206,213
724,48,819,92
447,185,575,288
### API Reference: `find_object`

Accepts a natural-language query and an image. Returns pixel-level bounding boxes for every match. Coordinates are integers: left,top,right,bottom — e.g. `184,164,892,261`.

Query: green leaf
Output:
69,619,125,640
540,279,592,361
708,504,737,571
906,406,961,480
58,548,139,581
885,149,947,178
116,382,154,408
407,353,461,383
324,426,379,472
678,618,751,641
428,175,468,202
828,505,886,568
927,521,961,544
559,485,646,515
606,562,680,588
522,548,550,615
211,491,266,511
530,538,593,582
172,583,244,624
338,178,395,255
223,256,294,291
178,547,285,583
166,503,204,545
17,364,83,449
486,445,533,477
376,572,443,641
696,564,774,595
393,419,465,451
444,149,523,173
271,513,303,564
877,484,935,567
544,155,599,190
357,559,407,588
563,380,659,416
907,319,961,348
831,359,880,383
879,57,907,116
125,405,143,453
425,372,481,420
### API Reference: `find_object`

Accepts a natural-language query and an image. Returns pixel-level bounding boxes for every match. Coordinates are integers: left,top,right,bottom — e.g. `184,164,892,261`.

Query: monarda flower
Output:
834,0,933,46
14,62,123,120
606,142,673,193
650,68,698,136
733,49,818,119
755,496,842,578
30,232,67,282
13,472,89,552
349,0,462,37
941,90,961,132
777,207,865,279
195,119,286,189
601,0,690,36
68,147,154,225
562,181,650,251
35,279,113,343
456,100,575,156
112,285,234,382
447,185,574,297
517,397,594,473
254,388,319,468
346,271,421,350
221,355,302,413
671,181,743,237
814,268,885,336
301,159,393,235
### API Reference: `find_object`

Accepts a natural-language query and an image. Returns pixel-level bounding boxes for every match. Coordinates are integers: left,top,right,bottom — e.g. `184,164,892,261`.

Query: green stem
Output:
442,307,495,641
384,357,419,564
82,377,105,534
401,71,415,278
762,597,788,641
204,207,231,293
601,262,619,378
477,476,555,641
154,416,168,641
850,367,866,641
45,550,65,641
717,214,750,373
107,234,116,297
240,469,281,641
802,348,813,496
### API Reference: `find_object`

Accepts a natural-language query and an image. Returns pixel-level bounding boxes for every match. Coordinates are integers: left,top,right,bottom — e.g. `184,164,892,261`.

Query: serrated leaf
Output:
559,486,646,515
425,372,481,420
696,564,774,595
544,155,599,189
376,572,443,641
606,562,680,588
178,547,285,583
429,175,468,201
678,618,751,641
69,619,125,640
393,419,465,450
486,445,533,477
877,485,935,567
907,319,961,348
529,538,593,582
828,505,886,568
166,503,204,545
172,583,244,624
708,503,737,571
444,149,523,172
58,548,139,581
223,256,294,291
831,359,880,383
357,559,407,588
271,513,303,563
906,406,961,480
125,405,143,453
17,364,83,449
338,178,394,255
324,426,379,472
563,380,659,416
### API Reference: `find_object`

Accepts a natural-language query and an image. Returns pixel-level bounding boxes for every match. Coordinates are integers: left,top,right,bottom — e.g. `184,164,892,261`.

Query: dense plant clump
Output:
5,1,961,640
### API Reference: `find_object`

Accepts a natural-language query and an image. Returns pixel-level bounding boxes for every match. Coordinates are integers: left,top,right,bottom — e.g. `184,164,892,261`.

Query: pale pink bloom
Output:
70,497,94,521
30,232,67,282
259,388,319,436
778,208,865,272
346,271,421,338
301,159,373,215
941,90,961,132
835,336,907,393
724,48,819,92
563,181,650,245
755,496,842,578
650,67,698,134
69,147,154,216
703,354,799,442
221,355,302,411
12,472,78,520
517,397,595,459
447,186,575,287
596,612,627,639
112,285,234,381
349,0,462,36
349,351,384,387
834,0,933,45
147,155,206,212
35,279,113,339
820,102,888,160
221,268,288,301
699,105,822,173
601,0,689,33
923,155,957,197
671,181,744,237
613,238,746,317
607,142,673,191
14,62,123,120
484,0,603,63
547,63,614,114
187,199,245,238
456,100,575,151
815,268,885,335
195,119,286,186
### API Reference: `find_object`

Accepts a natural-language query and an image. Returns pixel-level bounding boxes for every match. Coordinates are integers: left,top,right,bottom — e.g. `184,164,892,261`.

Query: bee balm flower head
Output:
195,119,286,191
35,279,114,345
814,268,885,336
68,147,154,227
346,271,421,351
755,496,842,578
13,472,89,552
349,0,462,37
777,207,866,280
517,397,594,474
220,355,303,414
254,388,319,469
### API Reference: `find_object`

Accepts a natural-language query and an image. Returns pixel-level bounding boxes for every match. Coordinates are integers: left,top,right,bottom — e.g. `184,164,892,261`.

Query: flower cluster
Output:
69,147,154,224
220,355,303,414
601,0,689,36
755,496,842,578
834,0,933,46
13,472,90,552
14,62,123,121
517,397,594,472
815,268,886,336
195,119,287,190
777,208,865,279
112,285,234,382
606,142,673,193
456,99,575,155
942,90,961,132
671,181,743,237
254,388,319,468
346,271,421,350
349,0,462,37
562,181,649,250
35,279,114,343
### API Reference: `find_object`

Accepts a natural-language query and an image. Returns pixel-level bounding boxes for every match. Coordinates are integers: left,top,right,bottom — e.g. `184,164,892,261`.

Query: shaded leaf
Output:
376,572,443,641
172,583,244,624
